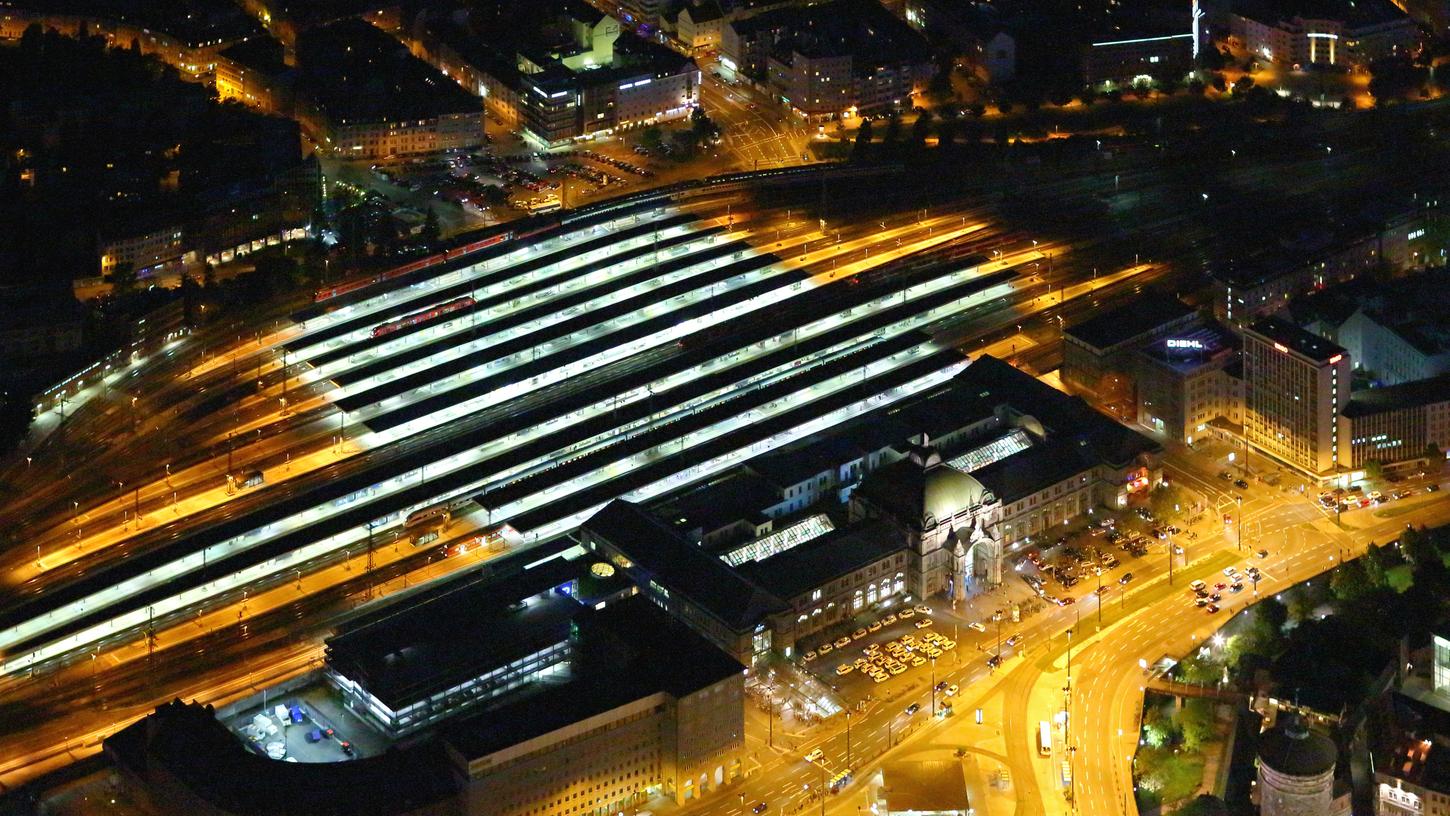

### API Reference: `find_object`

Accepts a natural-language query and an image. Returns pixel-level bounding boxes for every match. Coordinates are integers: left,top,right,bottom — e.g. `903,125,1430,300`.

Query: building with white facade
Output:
1243,316,1351,480
1230,0,1419,67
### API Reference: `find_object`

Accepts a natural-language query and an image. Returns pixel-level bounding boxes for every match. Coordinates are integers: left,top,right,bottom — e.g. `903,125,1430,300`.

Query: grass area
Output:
1386,563,1415,593
1136,747,1207,804
1373,497,1438,519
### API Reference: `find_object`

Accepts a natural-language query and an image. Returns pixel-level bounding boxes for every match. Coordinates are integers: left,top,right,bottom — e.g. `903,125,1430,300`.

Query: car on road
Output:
819,643,833,655
911,655,926,667
905,703,920,716
1223,567,1238,578
1006,633,1024,647
804,650,817,661
869,621,883,632
836,664,853,676
944,683,959,697
1205,603,1220,614
1209,592,1221,602
835,636,852,648
915,618,934,629
1194,597,1208,607
915,604,932,614
753,803,769,814
899,608,916,619
883,613,898,625
1218,471,1231,480
1119,572,1134,585
1235,478,1249,489
1229,582,1244,593
968,621,987,632
852,628,867,640
1214,582,1227,591
987,655,1002,669
804,749,824,763
1060,596,1076,605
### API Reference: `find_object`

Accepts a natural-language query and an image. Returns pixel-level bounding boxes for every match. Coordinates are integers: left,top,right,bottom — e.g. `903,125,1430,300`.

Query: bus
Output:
828,769,852,793
1038,721,1053,757
232,470,265,489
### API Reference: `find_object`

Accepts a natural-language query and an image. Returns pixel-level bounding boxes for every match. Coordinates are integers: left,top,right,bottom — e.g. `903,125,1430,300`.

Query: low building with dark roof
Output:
735,520,908,645
659,471,782,548
1339,374,1450,469
323,543,633,738
1061,290,1198,410
578,499,788,664
851,356,1162,596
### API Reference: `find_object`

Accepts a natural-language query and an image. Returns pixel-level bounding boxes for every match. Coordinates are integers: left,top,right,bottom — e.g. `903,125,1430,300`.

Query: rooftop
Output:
881,760,971,814
659,471,780,539
1248,316,1347,364
1258,713,1338,777
1234,0,1408,29
5,0,263,46
442,594,743,760
1374,691,1450,793
296,18,482,125
324,550,594,712
105,700,459,815
1062,290,1195,352
732,0,931,71
582,500,788,632
893,355,1161,468
1343,375,1450,418
1138,319,1240,374
856,450,994,530
736,520,905,600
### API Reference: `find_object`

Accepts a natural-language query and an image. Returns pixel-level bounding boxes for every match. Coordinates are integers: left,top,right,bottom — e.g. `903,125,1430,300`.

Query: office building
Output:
1212,198,1440,324
447,595,747,812
1340,375,1450,469
1230,0,1419,67
1136,320,1244,443
1083,31,1196,86
1061,290,1198,410
1243,317,1351,480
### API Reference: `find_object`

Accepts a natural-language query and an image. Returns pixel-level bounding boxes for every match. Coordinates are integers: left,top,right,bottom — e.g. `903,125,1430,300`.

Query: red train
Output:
314,224,557,304
370,297,476,339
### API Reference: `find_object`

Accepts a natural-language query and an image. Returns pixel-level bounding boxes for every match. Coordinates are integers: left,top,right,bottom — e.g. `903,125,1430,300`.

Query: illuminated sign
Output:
1273,342,1289,353
1166,339,1204,350
1328,354,1343,364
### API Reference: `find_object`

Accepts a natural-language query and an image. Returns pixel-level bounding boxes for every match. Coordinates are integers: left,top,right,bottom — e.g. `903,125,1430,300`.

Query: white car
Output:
967,621,987,633
804,748,824,763
943,683,959,697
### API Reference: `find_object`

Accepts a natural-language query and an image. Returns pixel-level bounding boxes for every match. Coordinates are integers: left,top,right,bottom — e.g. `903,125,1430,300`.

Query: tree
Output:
851,120,873,161
1188,78,1206,95
691,106,721,144
421,205,441,245
1362,541,1390,589
927,64,955,104
1255,598,1289,640
1232,75,1256,95
1400,525,1439,568
1178,699,1214,752
1210,73,1228,92
1177,795,1230,816
640,125,664,152
910,111,933,149
1425,442,1443,461
1330,558,1373,602
1149,483,1187,521
882,115,902,147
1363,459,1384,481
996,100,1014,115
110,261,137,295
1369,57,1429,103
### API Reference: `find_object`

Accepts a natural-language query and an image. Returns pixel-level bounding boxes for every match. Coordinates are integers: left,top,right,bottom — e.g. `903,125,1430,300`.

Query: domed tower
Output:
1257,714,1336,816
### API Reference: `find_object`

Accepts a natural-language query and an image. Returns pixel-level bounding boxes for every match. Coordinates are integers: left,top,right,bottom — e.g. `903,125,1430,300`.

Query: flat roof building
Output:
1136,320,1244,443
1243,316,1351,480
1061,291,1197,414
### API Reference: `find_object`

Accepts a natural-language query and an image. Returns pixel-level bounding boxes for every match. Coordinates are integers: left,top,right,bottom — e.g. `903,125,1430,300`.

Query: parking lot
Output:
226,684,388,764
